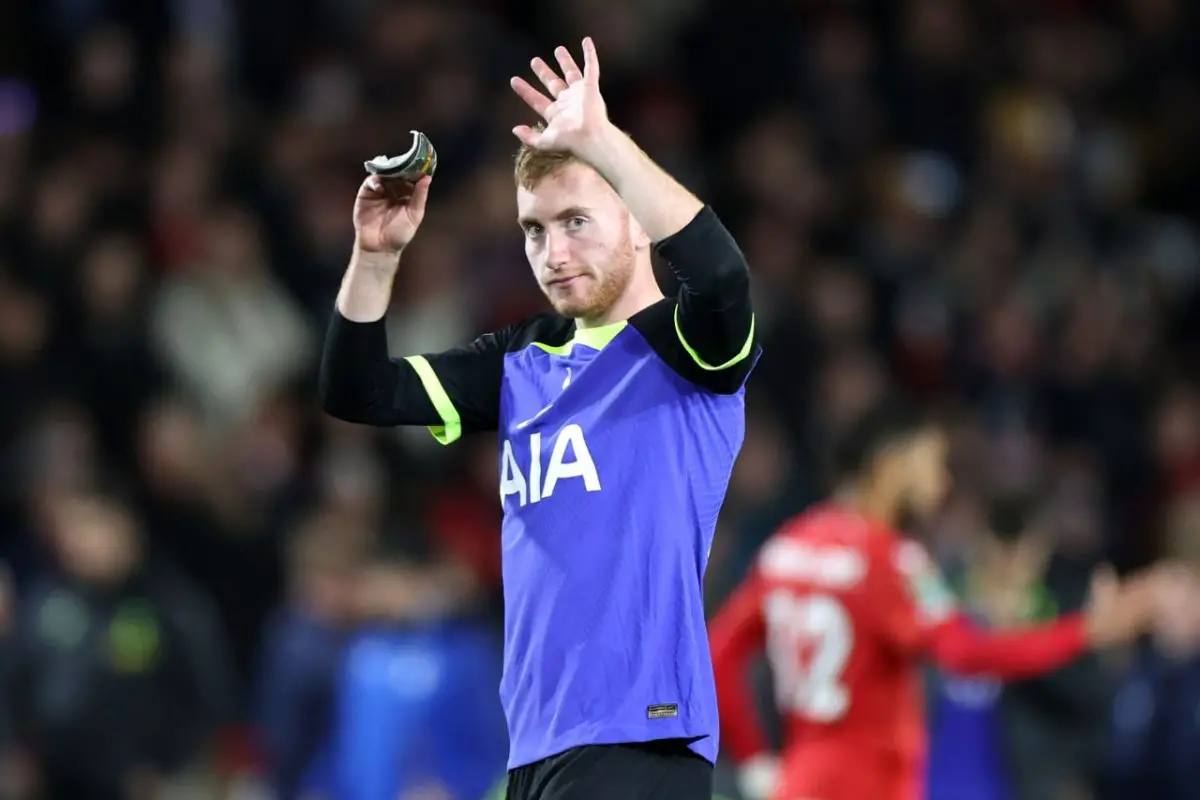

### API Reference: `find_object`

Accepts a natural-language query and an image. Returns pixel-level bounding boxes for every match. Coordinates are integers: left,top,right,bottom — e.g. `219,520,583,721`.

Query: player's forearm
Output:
318,311,440,427
579,125,751,299
578,123,703,243
323,241,449,425
335,242,400,322
926,613,1089,680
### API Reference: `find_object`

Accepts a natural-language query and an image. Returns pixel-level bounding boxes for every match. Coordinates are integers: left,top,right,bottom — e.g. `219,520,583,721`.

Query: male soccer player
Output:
709,406,1168,800
320,38,756,800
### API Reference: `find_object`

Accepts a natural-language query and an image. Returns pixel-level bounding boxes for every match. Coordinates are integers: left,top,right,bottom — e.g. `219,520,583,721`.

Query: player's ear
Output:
628,213,652,252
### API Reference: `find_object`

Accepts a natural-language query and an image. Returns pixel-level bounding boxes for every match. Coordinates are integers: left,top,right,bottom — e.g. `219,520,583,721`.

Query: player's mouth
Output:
546,274,585,289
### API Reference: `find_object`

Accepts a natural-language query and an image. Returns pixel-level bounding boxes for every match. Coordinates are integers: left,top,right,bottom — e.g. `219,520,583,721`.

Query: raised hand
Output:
353,174,432,256
1084,564,1177,648
510,37,610,156
1151,562,1200,656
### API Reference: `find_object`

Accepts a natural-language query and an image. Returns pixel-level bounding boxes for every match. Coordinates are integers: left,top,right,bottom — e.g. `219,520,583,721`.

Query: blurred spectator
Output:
257,512,367,800
134,396,284,691
1106,495,1200,800
928,495,1113,800
0,273,59,525
329,545,507,800
150,203,313,432
0,0,1197,795
68,231,165,469
4,489,232,800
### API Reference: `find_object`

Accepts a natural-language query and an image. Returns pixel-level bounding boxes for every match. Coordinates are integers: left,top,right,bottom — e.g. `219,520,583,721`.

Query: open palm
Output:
510,37,609,154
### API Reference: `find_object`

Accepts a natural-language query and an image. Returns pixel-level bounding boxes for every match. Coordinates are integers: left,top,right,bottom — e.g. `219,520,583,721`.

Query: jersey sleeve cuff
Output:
403,355,463,444
672,305,756,371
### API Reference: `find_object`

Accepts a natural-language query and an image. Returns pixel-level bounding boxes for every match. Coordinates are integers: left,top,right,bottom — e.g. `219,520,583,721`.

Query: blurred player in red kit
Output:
709,406,1173,800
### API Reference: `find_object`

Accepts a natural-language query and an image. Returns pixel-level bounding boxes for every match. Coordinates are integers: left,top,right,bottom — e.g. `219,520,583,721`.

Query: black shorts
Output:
506,738,713,800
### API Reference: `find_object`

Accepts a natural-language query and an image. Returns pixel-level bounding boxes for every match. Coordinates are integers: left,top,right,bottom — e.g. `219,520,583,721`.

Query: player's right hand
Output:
510,37,611,159
353,174,432,256
1151,563,1200,655
1083,565,1163,648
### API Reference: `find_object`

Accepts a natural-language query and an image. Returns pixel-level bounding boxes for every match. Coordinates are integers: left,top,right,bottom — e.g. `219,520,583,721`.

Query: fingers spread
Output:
530,58,567,98
582,37,600,84
512,125,541,148
510,77,553,118
555,46,583,84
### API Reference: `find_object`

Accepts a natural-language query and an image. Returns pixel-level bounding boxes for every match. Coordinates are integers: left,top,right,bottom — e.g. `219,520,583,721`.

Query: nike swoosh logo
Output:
515,368,572,430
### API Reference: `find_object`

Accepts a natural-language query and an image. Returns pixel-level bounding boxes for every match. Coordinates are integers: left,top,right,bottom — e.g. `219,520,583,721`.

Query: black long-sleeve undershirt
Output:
318,205,756,429
654,205,755,369
318,316,440,426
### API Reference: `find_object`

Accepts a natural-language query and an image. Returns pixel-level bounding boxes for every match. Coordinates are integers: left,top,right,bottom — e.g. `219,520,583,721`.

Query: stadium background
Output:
0,0,1198,797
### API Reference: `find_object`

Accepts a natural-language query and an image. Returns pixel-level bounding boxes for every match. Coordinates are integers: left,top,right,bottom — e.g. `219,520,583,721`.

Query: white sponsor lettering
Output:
759,540,867,589
500,423,601,507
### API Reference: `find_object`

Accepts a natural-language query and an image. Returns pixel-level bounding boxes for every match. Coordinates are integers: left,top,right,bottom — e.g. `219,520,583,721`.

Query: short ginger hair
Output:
513,125,579,190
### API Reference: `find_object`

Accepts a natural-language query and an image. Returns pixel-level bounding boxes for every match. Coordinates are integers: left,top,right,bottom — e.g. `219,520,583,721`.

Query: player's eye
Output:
524,223,544,238
567,216,587,231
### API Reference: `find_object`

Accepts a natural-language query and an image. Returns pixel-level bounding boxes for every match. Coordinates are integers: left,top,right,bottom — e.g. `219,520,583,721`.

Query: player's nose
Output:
545,227,572,267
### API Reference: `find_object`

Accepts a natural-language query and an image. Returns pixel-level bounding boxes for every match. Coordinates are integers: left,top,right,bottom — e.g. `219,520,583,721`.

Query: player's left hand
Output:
510,37,611,157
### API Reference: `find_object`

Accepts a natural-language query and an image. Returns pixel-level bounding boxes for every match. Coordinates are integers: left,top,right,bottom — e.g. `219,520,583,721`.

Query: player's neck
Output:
836,482,899,528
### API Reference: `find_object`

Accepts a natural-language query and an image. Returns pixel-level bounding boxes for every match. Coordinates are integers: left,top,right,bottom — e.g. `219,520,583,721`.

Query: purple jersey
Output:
410,297,757,768
320,206,758,770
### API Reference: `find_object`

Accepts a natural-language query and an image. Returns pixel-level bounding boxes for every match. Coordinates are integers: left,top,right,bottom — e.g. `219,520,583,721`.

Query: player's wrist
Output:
338,244,402,322
572,121,631,180
351,237,405,271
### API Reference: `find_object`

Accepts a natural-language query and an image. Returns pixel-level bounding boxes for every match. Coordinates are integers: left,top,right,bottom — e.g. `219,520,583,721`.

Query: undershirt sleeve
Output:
654,206,757,389
319,312,512,443
629,207,760,394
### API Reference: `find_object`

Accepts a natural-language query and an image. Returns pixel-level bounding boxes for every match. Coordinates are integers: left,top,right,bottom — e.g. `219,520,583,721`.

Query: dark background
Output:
0,0,1198,798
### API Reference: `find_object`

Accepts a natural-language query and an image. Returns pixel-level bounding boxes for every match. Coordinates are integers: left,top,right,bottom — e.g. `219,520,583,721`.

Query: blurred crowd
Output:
0,0,1198,798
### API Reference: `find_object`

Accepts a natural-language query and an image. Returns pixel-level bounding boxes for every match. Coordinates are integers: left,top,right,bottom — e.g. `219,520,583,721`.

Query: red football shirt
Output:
710,503,1089,800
